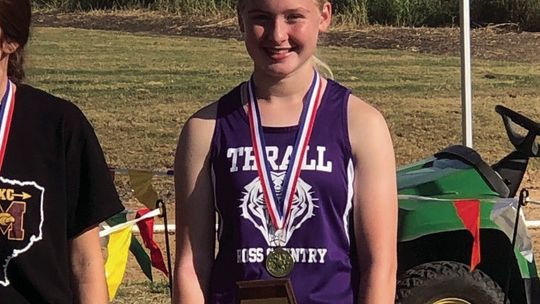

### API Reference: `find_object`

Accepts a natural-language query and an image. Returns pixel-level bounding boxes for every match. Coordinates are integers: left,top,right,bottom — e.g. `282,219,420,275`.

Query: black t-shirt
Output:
0,84,124,303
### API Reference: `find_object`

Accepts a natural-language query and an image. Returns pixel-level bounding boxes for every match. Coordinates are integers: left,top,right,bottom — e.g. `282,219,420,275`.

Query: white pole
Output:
131,224,177,233
460,0,473,148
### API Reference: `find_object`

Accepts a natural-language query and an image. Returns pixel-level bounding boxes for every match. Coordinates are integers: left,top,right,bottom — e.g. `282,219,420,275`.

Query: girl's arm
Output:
69,225,109,304
173,104,217,304
348,96,398,304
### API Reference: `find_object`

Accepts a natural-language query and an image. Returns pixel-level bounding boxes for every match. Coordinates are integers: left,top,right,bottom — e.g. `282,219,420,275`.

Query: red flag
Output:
136,208,168,276
454,199,481,271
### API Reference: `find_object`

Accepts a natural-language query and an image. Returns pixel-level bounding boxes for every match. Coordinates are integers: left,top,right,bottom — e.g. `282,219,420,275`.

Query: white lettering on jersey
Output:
237,247,328,264
226,145,333,173
242,147,256,171
316,146,332,172
227,147,242,173
278,146,293,171
302,146,317,170
266,146,279,170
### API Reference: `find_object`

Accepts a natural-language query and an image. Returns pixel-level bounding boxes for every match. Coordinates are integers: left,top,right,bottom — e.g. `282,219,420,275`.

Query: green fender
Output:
398,198,538,278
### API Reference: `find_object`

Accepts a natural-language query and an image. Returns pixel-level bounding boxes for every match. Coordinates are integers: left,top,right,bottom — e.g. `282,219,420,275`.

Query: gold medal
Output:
265,247,294,278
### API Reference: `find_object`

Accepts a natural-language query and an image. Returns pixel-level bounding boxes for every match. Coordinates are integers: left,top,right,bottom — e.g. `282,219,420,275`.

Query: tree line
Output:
35,0,540,31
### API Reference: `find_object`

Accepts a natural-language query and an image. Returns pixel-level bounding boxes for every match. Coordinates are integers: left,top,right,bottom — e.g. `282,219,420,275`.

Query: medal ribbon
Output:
0,80,16,174
246,71,323,230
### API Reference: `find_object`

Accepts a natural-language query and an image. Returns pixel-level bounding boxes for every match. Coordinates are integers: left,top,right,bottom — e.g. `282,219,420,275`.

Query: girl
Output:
174,0,397,303
0,0,123,302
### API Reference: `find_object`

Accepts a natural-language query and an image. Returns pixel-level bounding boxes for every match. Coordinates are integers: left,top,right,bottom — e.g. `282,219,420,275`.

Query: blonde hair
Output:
313,56,334,80
237,0,329,12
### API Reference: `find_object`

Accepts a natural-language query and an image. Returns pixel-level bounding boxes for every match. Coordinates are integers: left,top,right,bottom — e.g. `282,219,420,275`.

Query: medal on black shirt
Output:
246,71,323,277
0,80,16,173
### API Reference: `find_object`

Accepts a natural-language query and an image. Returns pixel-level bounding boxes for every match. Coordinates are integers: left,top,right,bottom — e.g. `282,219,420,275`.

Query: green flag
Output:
106,211,153,281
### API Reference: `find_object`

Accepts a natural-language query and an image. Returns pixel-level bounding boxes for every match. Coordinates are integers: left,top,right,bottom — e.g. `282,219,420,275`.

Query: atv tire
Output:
396,261,506,304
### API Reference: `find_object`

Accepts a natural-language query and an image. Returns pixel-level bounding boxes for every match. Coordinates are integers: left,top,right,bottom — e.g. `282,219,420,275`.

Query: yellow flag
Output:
105,224,133,300
128,170,158,209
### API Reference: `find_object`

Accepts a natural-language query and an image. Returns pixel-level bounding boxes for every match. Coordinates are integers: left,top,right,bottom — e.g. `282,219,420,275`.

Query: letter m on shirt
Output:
0,201,26,240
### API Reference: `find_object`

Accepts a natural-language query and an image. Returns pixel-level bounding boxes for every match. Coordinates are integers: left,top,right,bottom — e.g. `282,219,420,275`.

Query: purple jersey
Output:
209,80,357,303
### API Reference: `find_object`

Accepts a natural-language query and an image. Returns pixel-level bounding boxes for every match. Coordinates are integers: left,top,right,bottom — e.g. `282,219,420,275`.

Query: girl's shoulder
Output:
181,82,245,146
322,78,381,122
186,81,244,126
183,101,218,140
348,94,388,132
346,93,392,156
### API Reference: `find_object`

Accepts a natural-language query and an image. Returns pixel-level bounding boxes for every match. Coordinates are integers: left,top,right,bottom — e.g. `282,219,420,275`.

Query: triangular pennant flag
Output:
128,170,158,209
136,208,168,276
130,236,153,281
105,210,128,226
105,211,153,281
454,199,481,271
105,224,133,300
490,198,534,262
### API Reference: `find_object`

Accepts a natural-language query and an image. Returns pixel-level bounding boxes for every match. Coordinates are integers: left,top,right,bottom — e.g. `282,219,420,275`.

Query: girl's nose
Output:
268,18,288,44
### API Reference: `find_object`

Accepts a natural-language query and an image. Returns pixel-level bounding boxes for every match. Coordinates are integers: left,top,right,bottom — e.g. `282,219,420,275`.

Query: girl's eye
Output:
286,14,304,22
251,14,271,21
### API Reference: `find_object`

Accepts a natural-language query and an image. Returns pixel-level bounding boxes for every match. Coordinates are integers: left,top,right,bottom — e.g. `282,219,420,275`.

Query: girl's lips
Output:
264,47,294,61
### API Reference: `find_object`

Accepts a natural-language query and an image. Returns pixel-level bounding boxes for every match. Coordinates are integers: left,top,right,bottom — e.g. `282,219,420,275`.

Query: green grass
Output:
25,27,539,300
27,27,539,169
28,28,252,169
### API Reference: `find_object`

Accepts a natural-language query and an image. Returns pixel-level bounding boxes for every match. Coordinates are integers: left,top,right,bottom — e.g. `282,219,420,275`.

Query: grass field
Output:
25,27,539,302
27,27,540,168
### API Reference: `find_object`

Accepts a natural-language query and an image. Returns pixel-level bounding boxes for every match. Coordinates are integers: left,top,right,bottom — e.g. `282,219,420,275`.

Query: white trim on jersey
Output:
343,159,355,244
211,165,224,241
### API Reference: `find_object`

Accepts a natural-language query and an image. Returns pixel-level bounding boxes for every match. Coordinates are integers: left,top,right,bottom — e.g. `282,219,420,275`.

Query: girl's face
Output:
239,0,331,78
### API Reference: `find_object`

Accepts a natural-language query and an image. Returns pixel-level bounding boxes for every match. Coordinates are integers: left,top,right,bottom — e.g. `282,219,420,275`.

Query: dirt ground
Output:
33,10,540,63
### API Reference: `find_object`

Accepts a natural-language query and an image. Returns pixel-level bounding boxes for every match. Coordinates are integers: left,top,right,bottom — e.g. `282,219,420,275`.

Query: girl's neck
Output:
0,57,9,101
251,65,316,104
0,76,8,102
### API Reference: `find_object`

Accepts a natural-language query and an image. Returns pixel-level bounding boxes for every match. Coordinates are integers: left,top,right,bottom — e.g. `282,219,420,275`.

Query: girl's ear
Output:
319,1,332,33
1,40,19,55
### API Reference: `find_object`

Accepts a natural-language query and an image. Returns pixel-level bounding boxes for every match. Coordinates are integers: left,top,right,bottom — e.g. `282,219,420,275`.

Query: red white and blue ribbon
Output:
246,71,322,230
0,80,16,173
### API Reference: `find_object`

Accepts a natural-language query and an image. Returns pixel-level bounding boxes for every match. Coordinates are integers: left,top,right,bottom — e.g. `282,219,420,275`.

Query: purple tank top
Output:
210,79,357,303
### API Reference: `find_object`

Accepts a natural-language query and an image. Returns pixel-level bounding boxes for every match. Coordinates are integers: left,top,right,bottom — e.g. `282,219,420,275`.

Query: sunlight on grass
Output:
27,27,538,171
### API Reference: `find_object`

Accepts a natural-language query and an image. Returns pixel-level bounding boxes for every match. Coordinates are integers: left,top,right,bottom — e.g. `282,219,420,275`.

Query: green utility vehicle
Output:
395,105,539,304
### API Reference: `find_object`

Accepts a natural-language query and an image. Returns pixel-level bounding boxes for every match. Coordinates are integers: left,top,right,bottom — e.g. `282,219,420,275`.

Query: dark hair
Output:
0,0,31,84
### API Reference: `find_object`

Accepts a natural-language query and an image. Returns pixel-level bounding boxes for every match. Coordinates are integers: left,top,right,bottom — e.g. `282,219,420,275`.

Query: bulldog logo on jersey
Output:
0,177,45,287
240,172,317,246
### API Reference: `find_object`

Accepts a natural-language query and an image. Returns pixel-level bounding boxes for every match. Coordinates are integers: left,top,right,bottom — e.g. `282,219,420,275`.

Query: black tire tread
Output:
396,261,506,302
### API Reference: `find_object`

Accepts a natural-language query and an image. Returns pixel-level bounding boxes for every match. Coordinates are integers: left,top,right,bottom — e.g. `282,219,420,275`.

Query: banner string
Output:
109,167,173,177
100,208,161,238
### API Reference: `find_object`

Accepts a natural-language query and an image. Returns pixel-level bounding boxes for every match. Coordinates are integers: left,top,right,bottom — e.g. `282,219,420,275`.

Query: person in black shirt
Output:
0,0,124,302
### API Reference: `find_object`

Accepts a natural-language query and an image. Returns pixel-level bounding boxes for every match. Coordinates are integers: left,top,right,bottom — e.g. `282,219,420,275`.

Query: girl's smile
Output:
264,46,297,61
239,0,331,78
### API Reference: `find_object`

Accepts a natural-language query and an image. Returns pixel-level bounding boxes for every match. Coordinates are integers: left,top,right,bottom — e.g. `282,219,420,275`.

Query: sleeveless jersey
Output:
209,79,357,303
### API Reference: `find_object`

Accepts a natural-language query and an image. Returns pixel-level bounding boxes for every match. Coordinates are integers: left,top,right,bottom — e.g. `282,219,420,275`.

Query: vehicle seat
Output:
434,145,510,198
